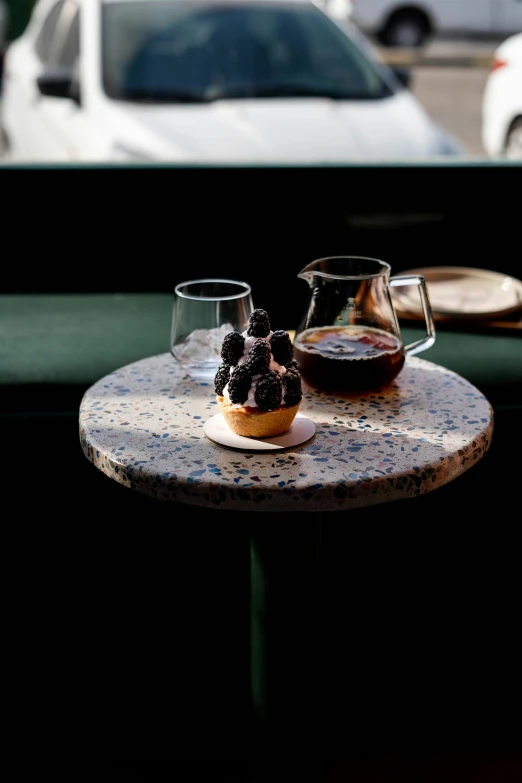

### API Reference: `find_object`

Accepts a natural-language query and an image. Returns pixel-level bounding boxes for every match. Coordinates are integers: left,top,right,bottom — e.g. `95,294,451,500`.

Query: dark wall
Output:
2,162,521,330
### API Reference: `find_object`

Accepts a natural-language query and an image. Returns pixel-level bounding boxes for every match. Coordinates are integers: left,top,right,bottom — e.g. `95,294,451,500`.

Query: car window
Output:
34,0,67,63
102,0,394,102
57,6,80,68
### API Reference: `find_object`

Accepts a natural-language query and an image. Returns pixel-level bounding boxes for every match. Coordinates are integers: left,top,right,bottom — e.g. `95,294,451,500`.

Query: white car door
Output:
3,0,69,159
495,0,522,34
29,0,86,160
350,1,494,36
432,0,492,34
32,0,115,162
33,0,87,161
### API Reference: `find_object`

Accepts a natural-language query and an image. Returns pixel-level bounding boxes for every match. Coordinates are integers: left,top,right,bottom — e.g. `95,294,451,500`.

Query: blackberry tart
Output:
214,309,303,438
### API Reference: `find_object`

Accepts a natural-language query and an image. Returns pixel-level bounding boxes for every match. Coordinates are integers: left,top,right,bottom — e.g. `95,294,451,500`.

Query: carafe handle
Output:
390,275,436,356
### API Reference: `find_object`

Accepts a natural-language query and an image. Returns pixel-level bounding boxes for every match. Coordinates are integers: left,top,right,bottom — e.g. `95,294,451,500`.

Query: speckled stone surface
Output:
79,352,493,512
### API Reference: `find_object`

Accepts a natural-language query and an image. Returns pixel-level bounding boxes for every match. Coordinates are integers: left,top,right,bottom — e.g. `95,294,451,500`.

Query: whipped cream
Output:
223,330,291,408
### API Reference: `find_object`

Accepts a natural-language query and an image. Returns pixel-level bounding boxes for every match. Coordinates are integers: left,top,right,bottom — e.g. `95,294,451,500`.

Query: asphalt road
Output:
374,34,495,157
375,35,501,67
410,66,491,157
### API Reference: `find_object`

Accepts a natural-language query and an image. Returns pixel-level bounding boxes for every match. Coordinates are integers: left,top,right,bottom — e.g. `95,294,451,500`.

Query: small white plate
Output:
392,266,522,320
203,412,316,451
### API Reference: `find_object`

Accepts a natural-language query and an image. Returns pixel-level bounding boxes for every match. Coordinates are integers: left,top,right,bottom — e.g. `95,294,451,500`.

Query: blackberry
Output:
270,330,294,367
214,363,231,396
245,339,271,375
285,359,299,372
247,309,271,338
282,369,303,407
227,365,253,405
254,370,283,411
221,331,245,365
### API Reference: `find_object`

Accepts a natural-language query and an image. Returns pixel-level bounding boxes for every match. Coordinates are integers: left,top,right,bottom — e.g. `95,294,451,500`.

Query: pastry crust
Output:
217,395,300,438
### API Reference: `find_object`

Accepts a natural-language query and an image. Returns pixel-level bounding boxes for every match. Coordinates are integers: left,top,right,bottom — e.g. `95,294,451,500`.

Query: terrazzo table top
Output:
79,352,494,512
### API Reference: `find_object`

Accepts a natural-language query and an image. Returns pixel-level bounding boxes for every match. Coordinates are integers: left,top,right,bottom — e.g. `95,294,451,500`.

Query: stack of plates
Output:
391,266,522,323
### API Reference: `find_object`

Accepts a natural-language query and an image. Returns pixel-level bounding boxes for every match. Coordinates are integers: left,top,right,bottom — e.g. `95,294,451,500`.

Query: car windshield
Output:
102,0,394,103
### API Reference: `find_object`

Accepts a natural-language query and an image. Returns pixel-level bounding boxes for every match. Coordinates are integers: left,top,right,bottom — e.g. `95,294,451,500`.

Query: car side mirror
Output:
391,66,412,89
37,66,80,102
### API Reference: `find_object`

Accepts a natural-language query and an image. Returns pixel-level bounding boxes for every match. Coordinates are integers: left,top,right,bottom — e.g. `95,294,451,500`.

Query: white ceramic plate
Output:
392,266,522,320
203,412,316,451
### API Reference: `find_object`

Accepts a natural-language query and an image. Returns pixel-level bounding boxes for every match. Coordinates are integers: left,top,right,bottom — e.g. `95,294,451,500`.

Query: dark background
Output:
3,163,520,329
3,163,521,778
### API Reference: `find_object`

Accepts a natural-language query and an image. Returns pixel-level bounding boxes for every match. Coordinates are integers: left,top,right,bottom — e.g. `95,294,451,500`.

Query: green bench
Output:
2,289,520,515
3,291,519,412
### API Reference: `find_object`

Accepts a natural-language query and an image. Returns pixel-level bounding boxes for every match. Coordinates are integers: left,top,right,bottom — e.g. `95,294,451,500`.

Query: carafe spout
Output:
297,259,323,286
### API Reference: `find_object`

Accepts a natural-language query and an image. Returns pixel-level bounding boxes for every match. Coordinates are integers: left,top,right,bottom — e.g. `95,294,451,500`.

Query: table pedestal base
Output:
251,514,324,750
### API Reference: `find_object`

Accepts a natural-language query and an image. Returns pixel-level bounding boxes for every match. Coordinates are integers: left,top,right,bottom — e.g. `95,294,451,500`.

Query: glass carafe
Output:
294,256,435,392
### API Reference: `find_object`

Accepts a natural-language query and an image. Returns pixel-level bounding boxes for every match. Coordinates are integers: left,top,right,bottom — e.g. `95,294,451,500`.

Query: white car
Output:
312,0,355,20
351,0,522,48
482,32,522,160
0,0,462,163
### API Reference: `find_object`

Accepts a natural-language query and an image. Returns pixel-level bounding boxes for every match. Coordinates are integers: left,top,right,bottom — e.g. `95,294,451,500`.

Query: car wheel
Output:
505,118,522,161
378,10,431,48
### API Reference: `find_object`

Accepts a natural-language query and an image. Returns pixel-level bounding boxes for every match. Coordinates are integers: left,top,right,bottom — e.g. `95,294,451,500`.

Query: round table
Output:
79,352,494,745
79,352,492,511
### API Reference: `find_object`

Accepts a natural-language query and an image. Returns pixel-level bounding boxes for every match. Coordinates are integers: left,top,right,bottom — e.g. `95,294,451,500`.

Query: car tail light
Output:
491,57,508,72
